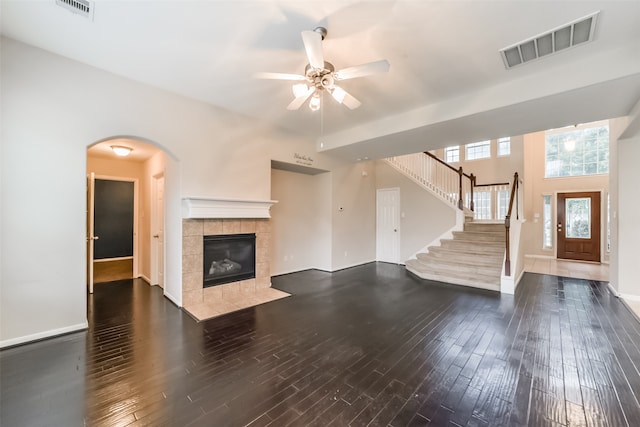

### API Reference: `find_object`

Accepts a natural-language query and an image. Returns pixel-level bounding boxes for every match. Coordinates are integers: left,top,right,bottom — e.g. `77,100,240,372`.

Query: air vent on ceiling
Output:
55,0,94,20
500,11,599,69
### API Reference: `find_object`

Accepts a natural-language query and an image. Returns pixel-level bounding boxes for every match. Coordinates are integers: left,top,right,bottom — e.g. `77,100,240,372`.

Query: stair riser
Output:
410,258,501,276
418,251,503,265
464,224,505,233
440,240,505,252
452,232,504,242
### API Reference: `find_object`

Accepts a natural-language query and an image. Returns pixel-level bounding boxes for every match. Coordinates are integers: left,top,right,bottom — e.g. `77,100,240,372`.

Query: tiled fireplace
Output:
181,198,288,321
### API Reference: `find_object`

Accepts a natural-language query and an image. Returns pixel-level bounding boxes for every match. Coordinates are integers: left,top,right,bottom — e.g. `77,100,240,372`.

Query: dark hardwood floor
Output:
2,263,640,426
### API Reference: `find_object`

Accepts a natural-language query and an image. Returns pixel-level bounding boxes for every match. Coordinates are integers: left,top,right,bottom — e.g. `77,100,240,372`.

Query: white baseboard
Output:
138,274,151,284
0,321,88,349
524,254,555,260
620,292,640,302
608,283,620,297
163,291,182,307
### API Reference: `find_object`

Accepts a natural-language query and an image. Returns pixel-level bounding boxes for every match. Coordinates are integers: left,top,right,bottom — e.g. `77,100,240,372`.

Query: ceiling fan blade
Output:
301,30,325,70
331,86,362,109
286,87,316,110
253,72,307,81
334,59,390,80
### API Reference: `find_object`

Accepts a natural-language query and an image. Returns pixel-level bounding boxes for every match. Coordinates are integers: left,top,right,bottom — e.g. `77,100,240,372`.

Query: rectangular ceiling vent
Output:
500,11,599,69
55,0,94,20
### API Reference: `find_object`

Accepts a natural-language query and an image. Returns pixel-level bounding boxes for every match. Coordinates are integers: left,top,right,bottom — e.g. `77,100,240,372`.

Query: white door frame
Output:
376,187,401,264
87,172,95,293
151,173,165,287
93,175,139,278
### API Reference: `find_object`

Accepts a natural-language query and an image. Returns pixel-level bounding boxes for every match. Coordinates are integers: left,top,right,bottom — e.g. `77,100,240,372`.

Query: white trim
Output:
94,175,139,278
608,282,619,297
620,293,640,302
163,291,182,307
182,197,277,219
138,274,151,284
524,254,556,260
0,322,88,349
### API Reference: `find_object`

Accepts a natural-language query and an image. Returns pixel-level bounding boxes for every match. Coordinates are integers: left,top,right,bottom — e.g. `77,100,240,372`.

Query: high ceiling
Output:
3,1,640,160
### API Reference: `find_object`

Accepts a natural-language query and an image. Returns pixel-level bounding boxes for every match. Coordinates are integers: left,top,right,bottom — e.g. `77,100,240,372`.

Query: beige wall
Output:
522,129,610,260
375,161,457,261
432,136,524,185
270,169,332,275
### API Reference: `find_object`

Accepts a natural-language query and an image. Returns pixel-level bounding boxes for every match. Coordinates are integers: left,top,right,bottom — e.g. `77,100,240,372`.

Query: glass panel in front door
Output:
565,197,591,239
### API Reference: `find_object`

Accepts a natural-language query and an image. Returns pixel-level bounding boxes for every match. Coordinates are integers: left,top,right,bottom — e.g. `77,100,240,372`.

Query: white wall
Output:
616,118,640,298
270,169,332,275
331,161,377,270
375,161,457,262
0,37,375,346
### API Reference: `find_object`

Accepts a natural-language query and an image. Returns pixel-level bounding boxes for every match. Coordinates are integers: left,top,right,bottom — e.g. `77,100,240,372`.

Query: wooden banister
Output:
504,172,519,277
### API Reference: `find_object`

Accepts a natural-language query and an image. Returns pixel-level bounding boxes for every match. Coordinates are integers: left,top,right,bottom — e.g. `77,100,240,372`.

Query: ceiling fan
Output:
254,27,390,111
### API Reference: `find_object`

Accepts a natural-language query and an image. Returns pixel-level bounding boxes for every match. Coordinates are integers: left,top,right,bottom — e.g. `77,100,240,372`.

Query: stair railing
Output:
504,172,519,276
385,152,475,211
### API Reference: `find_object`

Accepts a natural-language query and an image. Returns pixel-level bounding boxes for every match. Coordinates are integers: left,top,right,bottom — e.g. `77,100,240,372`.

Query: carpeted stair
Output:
406,220,505,291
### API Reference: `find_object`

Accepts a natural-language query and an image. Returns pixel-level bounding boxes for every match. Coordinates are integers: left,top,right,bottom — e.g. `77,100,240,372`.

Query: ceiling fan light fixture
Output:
111,145,133,157
292,83,309,98
308,93,321,111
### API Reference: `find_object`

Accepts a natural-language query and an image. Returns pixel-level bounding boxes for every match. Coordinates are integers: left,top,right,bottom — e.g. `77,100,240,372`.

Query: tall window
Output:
445,146,460,163
545,123,609,178
543,195,552,249
496,190,509,220
497,137,511,156
466,141,491,160
473,191,492,220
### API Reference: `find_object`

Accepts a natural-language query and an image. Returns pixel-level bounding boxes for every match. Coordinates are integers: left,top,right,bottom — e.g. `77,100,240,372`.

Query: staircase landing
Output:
406,220,505,292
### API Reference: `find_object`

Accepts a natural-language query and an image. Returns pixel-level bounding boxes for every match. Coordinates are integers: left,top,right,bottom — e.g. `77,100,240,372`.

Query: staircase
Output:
405,218,505,291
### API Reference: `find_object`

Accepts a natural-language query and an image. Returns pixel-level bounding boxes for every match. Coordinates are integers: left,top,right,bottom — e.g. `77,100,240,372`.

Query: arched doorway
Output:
86,137,168,292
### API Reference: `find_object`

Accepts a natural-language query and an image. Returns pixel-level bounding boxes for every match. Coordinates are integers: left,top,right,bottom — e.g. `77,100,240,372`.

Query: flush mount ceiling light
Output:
111,145,133,157
255,27,390,111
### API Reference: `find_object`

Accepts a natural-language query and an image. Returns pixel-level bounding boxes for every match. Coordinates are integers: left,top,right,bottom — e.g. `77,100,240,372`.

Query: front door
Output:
376,188,400,263
557,191,601,262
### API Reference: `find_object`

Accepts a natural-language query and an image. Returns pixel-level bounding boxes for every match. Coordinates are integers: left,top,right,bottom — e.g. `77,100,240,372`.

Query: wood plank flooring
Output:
2,263,640,426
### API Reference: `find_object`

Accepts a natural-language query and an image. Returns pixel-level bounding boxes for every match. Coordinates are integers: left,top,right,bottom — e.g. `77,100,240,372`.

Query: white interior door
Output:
376,188,401,263
152,175,165,288
87,172,96,293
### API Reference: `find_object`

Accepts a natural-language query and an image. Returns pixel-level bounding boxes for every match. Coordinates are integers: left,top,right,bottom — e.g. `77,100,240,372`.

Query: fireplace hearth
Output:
203,233,256,287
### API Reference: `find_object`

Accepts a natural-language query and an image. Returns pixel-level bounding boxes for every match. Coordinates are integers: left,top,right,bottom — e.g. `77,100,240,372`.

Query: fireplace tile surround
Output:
182,218,289,321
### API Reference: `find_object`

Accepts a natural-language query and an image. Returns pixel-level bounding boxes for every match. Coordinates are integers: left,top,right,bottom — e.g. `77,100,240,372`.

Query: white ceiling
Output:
3,1,640,160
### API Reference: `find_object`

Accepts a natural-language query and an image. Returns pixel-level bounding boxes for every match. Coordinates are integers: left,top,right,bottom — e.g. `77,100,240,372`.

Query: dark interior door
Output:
557,191,600,262
94,179,134,260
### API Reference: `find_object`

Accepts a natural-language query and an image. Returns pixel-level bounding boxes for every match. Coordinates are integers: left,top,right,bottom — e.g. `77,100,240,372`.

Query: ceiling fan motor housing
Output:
305,61,336,90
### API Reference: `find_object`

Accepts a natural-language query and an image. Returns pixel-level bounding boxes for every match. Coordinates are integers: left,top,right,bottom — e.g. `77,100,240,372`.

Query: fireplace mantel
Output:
182,197,278,219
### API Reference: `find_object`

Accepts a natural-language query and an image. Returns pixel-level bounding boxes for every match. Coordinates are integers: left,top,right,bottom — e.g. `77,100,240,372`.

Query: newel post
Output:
458,167,464,210
470,174,476,212
505,214,511,277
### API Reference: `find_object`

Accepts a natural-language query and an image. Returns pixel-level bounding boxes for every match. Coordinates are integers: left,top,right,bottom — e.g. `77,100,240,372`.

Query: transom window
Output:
466,141,491,160
497,137,511,156
545,122,609,178
445,146,460,163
